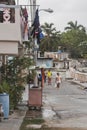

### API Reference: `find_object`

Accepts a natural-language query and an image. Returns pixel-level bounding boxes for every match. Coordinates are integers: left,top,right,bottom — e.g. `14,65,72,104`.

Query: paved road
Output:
42,78,87,129
0,71,87,130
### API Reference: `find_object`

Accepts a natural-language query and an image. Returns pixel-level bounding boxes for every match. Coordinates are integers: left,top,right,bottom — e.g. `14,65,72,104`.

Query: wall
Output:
0,6,21,42
37,58,53,68
70,67,87,82
0,41,18,55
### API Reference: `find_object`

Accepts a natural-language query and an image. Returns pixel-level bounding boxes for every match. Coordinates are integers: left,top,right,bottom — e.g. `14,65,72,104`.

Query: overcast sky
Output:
17,0,87,32
37,0,87,32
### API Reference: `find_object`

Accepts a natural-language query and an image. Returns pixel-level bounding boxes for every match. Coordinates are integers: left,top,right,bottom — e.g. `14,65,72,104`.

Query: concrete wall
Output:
0,41,18,55
70,67,87,82
37,59,53,68
0,7,21,42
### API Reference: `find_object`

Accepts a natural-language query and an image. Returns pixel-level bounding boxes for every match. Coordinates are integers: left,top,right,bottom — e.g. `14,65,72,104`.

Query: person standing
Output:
41,68,45,88
55,73,62,88
38,73,42,87
47,69,52,85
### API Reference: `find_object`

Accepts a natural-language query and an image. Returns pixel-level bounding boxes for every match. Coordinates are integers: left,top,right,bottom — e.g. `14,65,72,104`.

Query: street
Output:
42,72,87,129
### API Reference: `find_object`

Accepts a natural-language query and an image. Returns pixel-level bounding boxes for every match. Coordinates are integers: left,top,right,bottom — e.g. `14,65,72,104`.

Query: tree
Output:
1,56,33,109
65,21,85,32
61,24,87,58
39,22,61,52
0,40,34,109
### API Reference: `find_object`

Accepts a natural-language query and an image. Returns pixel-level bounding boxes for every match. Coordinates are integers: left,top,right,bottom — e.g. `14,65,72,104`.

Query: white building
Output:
0,0,30,65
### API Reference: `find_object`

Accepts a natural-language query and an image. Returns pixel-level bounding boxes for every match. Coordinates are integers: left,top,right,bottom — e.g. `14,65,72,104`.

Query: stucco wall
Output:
0,41,18,55
0,7,21,42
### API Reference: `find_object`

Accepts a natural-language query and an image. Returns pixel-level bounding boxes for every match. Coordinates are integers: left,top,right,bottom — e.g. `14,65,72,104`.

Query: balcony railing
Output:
0,5,29,42
0,7,15,23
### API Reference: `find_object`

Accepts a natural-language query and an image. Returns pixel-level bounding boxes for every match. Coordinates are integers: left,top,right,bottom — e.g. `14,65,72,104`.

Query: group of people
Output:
38,69,62,88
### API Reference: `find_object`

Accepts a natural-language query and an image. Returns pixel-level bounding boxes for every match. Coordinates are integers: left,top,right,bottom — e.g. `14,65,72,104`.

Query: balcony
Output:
0,5,25,55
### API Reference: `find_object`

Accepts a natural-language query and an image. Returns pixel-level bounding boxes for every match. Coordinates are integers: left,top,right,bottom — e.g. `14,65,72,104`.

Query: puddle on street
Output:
42,108,55,119
25,108,55,119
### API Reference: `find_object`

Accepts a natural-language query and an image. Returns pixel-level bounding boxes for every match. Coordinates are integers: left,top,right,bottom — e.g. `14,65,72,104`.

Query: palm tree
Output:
40,22,60,52
41,23,56,36
65,21,85,31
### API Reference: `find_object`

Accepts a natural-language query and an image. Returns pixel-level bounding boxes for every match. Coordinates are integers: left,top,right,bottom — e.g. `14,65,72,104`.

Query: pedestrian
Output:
55,73,62,88
47,69,52,85
44,70,47,83
44,73,46,83
38,73,42,87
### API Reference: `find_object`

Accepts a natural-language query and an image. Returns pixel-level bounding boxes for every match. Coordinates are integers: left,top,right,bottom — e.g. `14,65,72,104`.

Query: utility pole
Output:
16,0,53,87
29,0,37,86
30,1,53,87
17,0,19,5
33,0,36,20
32,0,38,87
30,0,36,22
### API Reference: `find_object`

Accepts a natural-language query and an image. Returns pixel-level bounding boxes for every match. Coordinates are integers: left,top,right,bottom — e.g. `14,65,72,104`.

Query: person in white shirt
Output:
55,73,62,88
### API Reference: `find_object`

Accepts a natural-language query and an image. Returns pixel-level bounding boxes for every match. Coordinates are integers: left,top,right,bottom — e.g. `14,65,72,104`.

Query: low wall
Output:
69,67,87,82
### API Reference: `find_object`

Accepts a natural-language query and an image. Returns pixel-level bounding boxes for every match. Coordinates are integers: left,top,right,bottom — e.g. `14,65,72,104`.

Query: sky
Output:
16,0,87,32
37,0,87,32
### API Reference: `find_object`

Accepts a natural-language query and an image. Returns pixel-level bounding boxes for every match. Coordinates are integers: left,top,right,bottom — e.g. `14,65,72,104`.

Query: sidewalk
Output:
0,106,27,130
0,108,26,130
0,85,28,130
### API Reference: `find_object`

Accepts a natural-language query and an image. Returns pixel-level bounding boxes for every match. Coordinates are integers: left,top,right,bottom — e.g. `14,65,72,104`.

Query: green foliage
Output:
61,25,87,58
0,56,34,109
40,21,87,58
9,84,24,109
27,70,36,84
64,21,85,31
0,80,10,94
40,22,61,52
39,21,87,58
20,117,45,130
